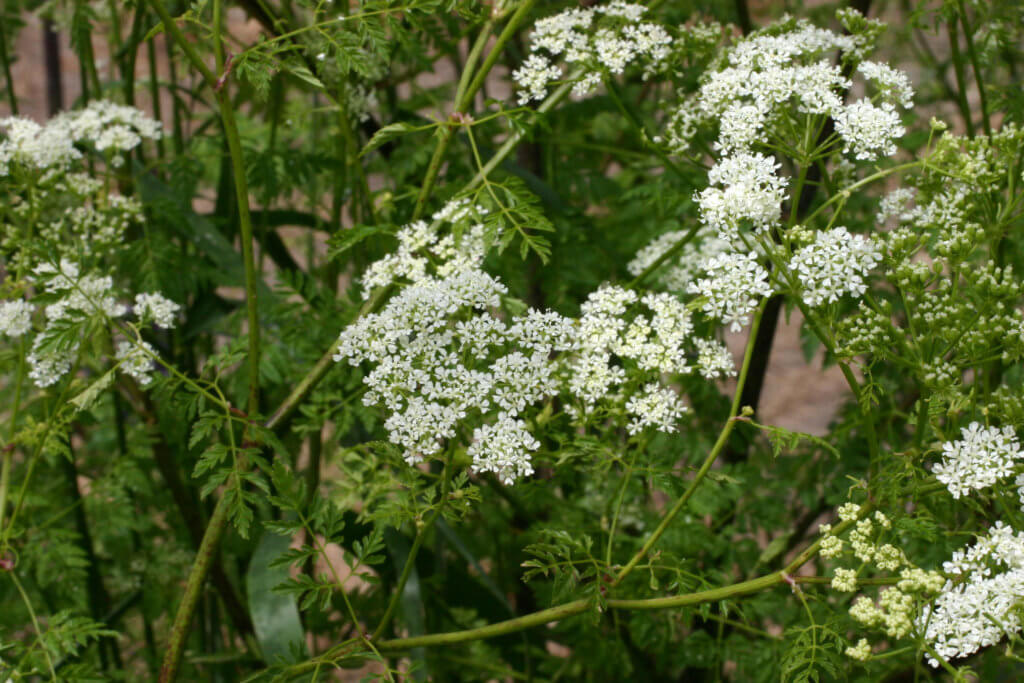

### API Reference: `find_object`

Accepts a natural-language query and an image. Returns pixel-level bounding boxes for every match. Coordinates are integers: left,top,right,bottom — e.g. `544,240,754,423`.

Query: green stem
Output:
947,17,975,138
611,301,766,588
411,1,537,220
152,1,262,679
0,339,25,534
289,500,869,675
10,571,57,680
158,488,232,682
605,444,642,565
372,454,455,640
0,15,17,114
956,0,991,137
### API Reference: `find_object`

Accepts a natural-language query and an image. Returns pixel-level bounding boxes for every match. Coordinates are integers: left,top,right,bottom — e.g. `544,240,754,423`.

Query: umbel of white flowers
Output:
333,201,736,484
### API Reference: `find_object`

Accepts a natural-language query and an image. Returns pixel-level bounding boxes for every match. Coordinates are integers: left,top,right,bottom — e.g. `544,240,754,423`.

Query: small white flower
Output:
624,382,688,434
116,339,157,385
134,292,181,329
789,227,881,307
688,252,773,332
468,414,540,485
0,300,33,337
933,422,1022,499
835,100,904,161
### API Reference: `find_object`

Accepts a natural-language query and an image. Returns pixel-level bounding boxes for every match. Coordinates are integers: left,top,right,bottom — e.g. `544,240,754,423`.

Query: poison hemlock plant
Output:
2,0,1024,680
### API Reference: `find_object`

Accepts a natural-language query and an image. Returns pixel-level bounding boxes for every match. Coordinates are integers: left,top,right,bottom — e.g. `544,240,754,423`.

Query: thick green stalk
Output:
947,17,975,138
0,17,16,114
0,340,25,534
158,491,231,682
377,599,588,651
611,301,766,588
362,509,871,655
151,0,262,679
956,0,991,137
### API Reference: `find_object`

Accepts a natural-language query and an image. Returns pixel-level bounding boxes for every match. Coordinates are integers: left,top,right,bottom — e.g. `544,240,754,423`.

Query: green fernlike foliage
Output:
4,0,1024,680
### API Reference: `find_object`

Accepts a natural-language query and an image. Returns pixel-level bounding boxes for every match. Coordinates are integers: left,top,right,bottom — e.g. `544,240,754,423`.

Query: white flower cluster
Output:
933,422,1022,499
358,200,491,298
667,16,912,161
12,259,179,389
834,100,905,161
335,200,740,482
789,227,882,307
624,383,689,435
688,252,772,331
0,300,33,337
134,292,181,329
918,522,1024,667
0,100,161,175
696,152,788,243
467,416,541,484
512,2,671,104
115,339,156,386
0,116,81,173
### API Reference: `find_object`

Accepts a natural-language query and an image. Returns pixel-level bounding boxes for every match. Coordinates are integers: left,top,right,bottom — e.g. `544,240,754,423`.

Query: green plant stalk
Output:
947,17,975,138
10,570,57,680
372,453,455,640
0,17,17,114
412,1,537,220
611,301,766,588
152,0,262,679
0,340,26,534
956,0,991,138
358,508,872,656
605,443,642,565
158,487,232,683
265,287,386,431
454,19,496,117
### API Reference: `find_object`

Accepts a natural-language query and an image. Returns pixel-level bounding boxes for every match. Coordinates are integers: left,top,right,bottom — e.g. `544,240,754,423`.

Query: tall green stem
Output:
158,490,232,682
372,455,455,640
149,1,262,679
956,0,991,137
0,16,17,114
947,17,975,138
611,301,766,588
